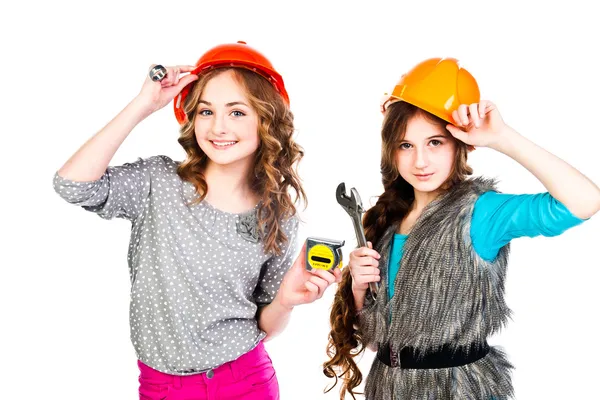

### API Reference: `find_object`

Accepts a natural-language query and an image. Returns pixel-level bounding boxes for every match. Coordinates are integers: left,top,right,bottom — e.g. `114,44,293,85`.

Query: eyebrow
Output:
400,134,448,142
198,100,250,107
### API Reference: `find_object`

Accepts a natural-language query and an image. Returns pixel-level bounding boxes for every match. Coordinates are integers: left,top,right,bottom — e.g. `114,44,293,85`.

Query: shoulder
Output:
463,176,501,196
430,177,501,218
144,155,180,172
281,213,300,235
123,155,181,179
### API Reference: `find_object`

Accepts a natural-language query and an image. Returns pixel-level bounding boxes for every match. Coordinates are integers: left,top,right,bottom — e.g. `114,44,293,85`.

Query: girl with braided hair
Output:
323,58,600,399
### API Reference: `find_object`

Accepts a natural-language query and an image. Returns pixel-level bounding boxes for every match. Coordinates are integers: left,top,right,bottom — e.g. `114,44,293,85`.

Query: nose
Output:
211,112,227,135
414,147,429,169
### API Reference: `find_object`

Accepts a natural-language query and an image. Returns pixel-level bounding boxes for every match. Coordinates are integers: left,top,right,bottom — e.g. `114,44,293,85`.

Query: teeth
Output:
213,141,237,147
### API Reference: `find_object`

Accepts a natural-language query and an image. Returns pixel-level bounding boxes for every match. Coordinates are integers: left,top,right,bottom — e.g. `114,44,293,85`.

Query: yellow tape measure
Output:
305,237,345,271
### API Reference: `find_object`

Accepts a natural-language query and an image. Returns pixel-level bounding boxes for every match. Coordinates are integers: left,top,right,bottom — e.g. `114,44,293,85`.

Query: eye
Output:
430,139,443,147
231,110,246,117
399,143,412,150
198,109,212,116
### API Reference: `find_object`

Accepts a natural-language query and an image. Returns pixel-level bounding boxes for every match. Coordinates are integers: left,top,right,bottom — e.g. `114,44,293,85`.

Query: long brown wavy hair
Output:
177,67,306,256
323,101,473,399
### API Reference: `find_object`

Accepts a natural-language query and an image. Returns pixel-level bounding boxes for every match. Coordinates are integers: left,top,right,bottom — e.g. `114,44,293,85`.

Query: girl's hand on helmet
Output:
135,65,198,115
446,100,509,149
348,241,381,293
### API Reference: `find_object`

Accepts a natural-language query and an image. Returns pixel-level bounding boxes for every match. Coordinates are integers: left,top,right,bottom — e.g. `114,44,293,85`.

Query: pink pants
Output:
138,342,279,400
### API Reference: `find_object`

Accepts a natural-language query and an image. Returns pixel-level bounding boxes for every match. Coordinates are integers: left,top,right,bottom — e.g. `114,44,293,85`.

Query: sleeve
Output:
52,156,163,222
252,215,300,307
471,191,586,261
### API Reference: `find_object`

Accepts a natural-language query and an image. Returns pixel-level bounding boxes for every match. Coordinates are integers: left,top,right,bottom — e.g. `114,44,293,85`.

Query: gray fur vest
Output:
358,177,514,399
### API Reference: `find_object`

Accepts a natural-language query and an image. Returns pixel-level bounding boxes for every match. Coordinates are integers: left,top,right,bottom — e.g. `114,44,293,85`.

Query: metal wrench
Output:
336,182,378,299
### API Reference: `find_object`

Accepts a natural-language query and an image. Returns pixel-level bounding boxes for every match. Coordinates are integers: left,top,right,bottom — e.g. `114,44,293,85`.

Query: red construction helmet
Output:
173,41,289,124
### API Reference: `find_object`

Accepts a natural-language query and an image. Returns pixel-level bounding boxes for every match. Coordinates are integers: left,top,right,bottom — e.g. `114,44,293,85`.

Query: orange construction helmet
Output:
380,58,480,124
173,41,289,124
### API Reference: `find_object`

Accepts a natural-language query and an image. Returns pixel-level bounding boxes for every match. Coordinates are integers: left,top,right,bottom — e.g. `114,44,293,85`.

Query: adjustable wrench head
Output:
336,182,364,215
349,188,364,214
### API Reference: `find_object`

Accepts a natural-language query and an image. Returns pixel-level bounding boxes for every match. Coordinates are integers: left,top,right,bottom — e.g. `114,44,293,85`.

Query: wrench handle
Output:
351,216,368,248
368,282,379,298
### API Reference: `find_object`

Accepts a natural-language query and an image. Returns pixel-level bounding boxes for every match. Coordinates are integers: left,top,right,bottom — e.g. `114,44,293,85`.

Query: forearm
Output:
492,127,600,219
352,286,378,352
256,295,294,341
352,285,368,311
58,97,152,182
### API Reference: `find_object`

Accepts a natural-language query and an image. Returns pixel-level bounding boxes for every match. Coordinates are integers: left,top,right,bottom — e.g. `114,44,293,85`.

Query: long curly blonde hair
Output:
177,67,306,255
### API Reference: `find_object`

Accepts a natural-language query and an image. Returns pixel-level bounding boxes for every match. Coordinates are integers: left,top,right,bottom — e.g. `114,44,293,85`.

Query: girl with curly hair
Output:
53,41,340,400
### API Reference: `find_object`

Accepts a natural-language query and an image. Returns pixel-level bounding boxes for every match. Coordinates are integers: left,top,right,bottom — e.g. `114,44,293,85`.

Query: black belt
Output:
376,342,490,369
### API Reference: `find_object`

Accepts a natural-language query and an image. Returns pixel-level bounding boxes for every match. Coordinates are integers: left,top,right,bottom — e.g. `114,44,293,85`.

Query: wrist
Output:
351,284,368,308
129,96,156,120
351,282,368,295
489,126,522,154
273,293,295,312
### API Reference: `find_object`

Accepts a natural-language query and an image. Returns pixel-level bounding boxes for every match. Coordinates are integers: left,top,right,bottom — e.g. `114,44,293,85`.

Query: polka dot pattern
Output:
53,155,298,375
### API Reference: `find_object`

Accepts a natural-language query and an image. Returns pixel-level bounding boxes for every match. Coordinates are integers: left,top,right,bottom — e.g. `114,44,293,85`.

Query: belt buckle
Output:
389,344,399,367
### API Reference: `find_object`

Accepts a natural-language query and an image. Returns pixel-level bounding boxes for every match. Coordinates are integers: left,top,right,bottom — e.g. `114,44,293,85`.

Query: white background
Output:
2,1,599,399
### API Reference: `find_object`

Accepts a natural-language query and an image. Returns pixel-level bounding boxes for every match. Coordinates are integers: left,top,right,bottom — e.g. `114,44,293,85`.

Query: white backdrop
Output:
2,1,599,399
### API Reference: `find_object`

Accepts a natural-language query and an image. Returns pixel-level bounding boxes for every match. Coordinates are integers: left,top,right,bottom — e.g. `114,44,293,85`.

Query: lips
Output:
210,140,238,149
414,173,434,181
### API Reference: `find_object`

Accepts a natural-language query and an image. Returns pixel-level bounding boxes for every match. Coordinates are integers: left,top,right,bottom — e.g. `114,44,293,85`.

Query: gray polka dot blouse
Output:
53,155,299,375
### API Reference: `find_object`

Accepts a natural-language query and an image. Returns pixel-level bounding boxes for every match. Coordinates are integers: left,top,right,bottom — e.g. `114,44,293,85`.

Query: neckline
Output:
201,199,260,218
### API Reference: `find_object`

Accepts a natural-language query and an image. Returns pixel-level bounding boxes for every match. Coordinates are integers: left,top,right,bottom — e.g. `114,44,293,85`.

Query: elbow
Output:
53,171,64,192
256,307,275,342
593,190,600,218
573,191,600,220
587,201,600,220
53,171,105,205
259,324,281,343
262,332,275,342
559,186,600,220
53,171,73,201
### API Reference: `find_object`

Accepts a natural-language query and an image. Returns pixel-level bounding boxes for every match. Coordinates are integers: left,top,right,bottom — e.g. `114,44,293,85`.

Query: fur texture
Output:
358,178,514,399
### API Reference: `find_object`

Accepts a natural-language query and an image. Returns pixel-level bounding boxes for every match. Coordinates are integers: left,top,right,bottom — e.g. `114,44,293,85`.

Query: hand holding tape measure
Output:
275,238,343,308
305,237,345,272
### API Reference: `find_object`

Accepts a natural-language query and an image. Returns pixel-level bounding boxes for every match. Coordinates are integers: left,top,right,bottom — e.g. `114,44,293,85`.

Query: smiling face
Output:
193,69,260,171
395,113,457,195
